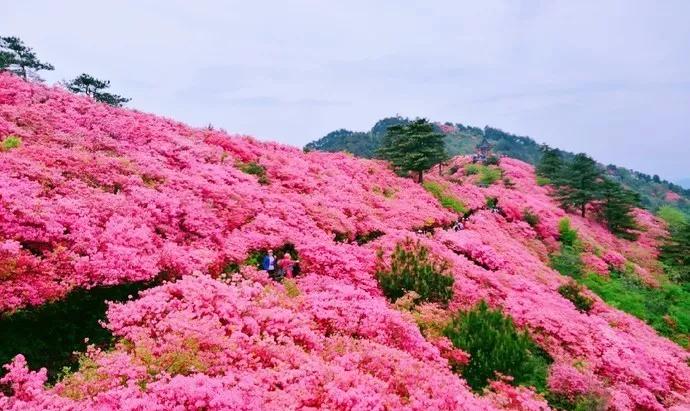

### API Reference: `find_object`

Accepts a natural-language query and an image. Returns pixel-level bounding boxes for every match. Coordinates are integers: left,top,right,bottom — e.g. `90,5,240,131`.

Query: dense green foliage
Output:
443,301,551,392
0,135,21,151
558,281,594,313
304,117,409,157
0,282,153,382
660,222,690,283
538,152,639,239
236,161,269,185
306,118,690,216
422,181,467,214
376,241,454,305
554,153,601,217
523,209,540,228
536,146,563,178
598,179,639,240
0,36,54,80
65,73,130,107
377,119,448,183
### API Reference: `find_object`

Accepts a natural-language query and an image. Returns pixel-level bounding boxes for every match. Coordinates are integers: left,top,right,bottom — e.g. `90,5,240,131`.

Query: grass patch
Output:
580,273,690,347
658,205,687,232
423,181,468,215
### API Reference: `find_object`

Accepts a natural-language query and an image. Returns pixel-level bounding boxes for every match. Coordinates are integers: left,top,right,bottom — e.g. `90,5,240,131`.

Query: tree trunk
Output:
418,170,424,184
581,204,586,217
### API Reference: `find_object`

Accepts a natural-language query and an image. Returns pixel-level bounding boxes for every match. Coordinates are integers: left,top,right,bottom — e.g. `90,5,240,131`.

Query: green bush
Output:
0,282,153,382
464,164,480,175
376,240,454,306
355,230,385,245
484,155,501,166
423,181,468,215
550,246,584,279
478,166,502,187
236,161,269,185
443,301,551,392
558,218,579,247
0,135,21,151
546,392,609,411
486,196,499,209
558,281,594,312
523,209,540,228
536,176,551,186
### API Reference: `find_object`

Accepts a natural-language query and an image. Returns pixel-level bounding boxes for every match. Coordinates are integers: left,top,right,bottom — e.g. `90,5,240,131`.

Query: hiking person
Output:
261,249,277,278
278,253,299,278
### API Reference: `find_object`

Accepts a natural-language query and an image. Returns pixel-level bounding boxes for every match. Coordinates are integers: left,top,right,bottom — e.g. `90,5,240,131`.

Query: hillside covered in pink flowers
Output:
1,73,689,410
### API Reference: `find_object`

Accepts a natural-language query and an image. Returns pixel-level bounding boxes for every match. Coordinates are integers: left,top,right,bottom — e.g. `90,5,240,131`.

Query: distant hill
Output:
306,117,690,214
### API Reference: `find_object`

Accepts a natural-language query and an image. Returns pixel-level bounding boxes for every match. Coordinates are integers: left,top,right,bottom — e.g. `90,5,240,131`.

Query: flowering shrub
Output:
1,74,689,409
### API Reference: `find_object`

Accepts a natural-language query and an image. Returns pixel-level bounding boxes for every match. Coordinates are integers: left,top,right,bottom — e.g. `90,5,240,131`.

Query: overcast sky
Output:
3,1,689,181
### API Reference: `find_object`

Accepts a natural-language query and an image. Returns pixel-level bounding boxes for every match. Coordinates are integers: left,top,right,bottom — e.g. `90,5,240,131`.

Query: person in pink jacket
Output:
278,253,299,278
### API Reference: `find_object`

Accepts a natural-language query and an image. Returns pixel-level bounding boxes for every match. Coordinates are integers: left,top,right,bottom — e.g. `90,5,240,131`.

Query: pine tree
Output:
556,153,601,217
598,178,639,240
661,222,690,283
377,118,447,183
65,73,130,107
0,36,54,80
536,146,563,179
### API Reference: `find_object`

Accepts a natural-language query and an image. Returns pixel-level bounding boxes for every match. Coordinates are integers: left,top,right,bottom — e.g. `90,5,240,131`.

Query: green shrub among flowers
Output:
376,240,454,306
443,301,551,392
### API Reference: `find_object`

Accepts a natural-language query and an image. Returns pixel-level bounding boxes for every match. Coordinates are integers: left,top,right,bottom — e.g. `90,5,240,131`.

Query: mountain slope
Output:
1,74,689,410
306,118,690,214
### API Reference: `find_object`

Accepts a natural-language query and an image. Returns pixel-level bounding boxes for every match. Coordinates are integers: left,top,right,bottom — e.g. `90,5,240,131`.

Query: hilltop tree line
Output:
537,147,640,240
0,36,129,107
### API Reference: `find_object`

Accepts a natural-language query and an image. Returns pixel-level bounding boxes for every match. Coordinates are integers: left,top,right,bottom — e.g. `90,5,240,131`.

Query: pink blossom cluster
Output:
665,191,681,202
1,74,689,409
436,122,457,134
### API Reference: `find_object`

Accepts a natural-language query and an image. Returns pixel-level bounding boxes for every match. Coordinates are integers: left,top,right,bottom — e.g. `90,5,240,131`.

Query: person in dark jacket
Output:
261,249,277,278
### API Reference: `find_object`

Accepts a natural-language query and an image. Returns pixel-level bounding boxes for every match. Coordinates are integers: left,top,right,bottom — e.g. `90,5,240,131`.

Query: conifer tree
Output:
0,36,54,80
536,146,563,179
599,178,639,240
377,118,447,183
556,153,601,217
65,73,131,107
661,222,690,282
